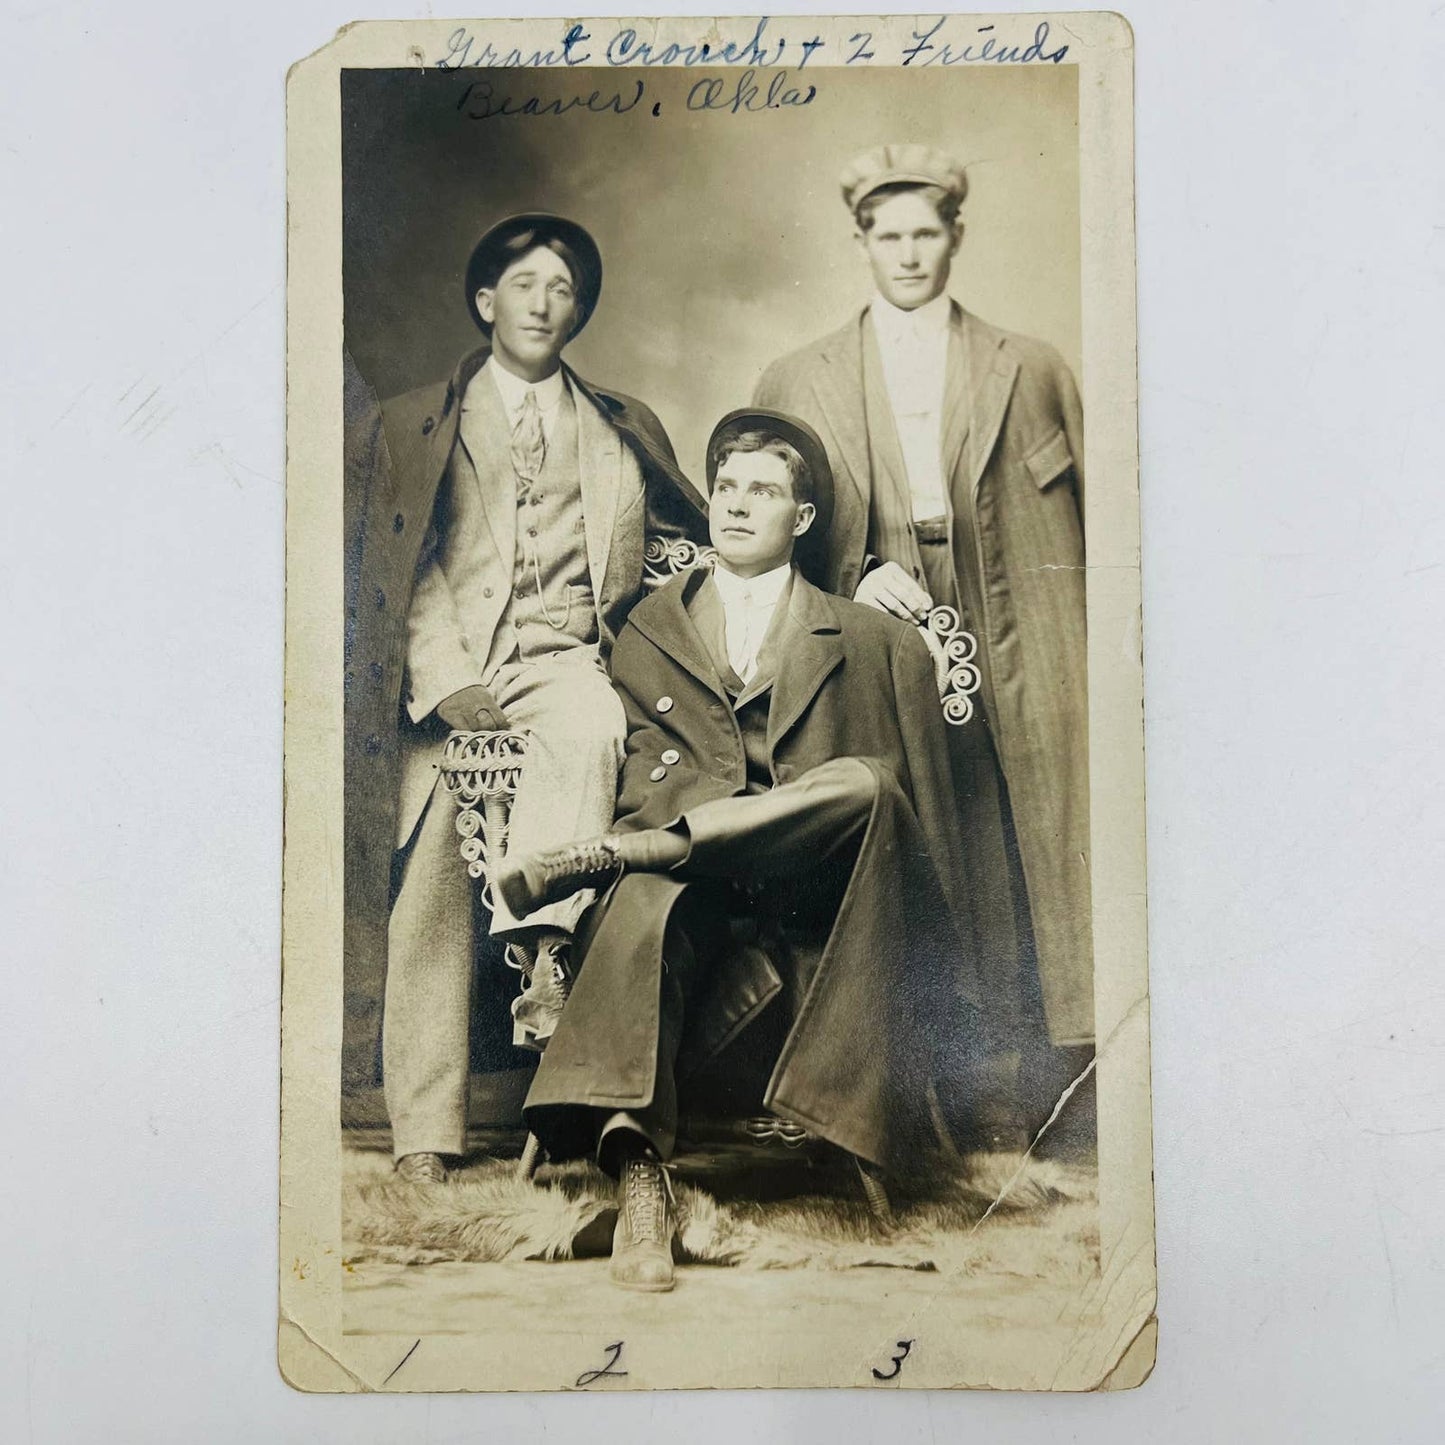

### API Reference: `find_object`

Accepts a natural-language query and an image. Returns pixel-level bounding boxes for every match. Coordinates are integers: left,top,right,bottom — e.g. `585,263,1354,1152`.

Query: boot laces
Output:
622,1157,674,1244
541,838,621,886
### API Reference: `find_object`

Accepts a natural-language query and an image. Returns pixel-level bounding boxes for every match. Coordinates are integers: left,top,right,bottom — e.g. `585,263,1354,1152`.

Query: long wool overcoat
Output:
341,345,707,1090
754,304,1093,1045
524,571,987,1171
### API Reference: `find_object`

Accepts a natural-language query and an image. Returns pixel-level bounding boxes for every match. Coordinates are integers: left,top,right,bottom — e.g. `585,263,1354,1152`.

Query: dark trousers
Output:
526,758,895,1174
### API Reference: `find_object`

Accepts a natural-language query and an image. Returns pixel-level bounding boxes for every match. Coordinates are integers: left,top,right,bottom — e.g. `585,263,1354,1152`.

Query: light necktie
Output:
510,388,546,490
728,587,756,682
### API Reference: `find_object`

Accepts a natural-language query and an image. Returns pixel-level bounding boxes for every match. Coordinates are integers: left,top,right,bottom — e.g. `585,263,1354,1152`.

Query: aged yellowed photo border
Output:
281,12,1148,1392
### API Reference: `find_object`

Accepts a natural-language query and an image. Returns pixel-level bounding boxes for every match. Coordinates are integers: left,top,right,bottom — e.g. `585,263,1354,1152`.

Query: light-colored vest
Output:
496,389,599,662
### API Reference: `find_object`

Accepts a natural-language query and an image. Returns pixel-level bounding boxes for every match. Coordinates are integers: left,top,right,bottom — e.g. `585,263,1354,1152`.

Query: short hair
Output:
709,429,815,507
474,230,585,298
854,181,961,233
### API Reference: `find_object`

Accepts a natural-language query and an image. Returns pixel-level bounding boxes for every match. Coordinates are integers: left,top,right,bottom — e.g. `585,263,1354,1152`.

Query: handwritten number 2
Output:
871,1339,913,1381
576,1341,628,1388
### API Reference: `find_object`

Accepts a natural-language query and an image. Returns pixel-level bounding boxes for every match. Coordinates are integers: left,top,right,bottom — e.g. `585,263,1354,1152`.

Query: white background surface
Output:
3,2,1442,1439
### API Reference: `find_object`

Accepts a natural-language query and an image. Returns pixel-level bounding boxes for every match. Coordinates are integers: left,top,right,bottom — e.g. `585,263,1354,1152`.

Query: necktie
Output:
728,587,756,683
510,388,546,490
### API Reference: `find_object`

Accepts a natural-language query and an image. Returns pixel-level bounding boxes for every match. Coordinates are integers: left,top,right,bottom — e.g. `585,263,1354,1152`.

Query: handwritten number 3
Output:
871,1340,913,1381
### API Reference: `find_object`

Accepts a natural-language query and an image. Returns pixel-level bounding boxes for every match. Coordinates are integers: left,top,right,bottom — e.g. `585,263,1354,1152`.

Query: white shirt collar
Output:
870,289,953,341
482,356,567,417
712,559,793,611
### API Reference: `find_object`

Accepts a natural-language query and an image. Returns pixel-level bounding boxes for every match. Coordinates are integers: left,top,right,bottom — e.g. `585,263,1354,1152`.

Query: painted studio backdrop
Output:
342,63,1080,483
340,60,1083,1116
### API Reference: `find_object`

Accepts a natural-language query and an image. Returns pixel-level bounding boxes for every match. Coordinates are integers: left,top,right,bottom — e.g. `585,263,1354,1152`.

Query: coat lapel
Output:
571,378,622,602
939,306,972,489
859,321,915,521
959,309,1020,501
808,314,872,521
455,364,518,567
765,576,844,753
627,572,732,705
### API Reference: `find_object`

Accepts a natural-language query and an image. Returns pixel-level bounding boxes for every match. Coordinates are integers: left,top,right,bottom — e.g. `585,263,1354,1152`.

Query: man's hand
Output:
854,560,933,624
436,684,509,733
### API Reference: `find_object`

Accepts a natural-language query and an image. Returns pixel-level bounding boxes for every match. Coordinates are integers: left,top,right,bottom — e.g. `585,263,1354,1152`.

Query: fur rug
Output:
344,1146,1099,1277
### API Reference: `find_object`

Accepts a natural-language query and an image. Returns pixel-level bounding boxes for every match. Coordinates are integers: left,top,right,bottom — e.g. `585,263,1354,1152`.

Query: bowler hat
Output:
464,213,603,336
706,408,835,557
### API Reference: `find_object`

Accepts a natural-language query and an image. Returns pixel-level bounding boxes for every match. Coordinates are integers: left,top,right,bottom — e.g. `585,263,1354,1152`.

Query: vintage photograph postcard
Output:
282,12,1150,1393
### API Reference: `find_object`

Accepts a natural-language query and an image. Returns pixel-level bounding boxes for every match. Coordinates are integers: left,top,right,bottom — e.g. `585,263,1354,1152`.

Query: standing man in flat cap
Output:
344,214,707,1182
754,145,1091,1149
494,410,979,1291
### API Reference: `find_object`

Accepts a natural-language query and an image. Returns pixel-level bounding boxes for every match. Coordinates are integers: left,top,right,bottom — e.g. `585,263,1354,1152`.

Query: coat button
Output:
656,696,674,713
661,749,680,765
649,765,667,782
421,416,435,435
374,588,385,610
393,513,405,533
368,661,383,681
363,734,382,756
483,586,494,599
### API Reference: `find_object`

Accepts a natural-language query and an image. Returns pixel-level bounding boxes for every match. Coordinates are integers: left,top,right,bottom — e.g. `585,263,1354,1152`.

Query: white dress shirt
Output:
869,290,952,521
478,356,569,444
712,561,792,685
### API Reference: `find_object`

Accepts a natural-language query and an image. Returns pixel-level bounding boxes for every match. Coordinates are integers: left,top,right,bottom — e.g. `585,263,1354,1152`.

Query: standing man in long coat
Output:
753,145,1092,1143
343,214,707,1179
496,410,982,1291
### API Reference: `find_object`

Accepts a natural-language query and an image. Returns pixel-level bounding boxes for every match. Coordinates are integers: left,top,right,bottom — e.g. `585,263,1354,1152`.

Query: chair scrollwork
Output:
439,729,530,911
642,535,983,727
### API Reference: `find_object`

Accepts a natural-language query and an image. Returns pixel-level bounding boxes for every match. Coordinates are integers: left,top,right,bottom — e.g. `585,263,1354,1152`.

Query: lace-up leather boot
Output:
610,1155,676,1292
395,1151,448,1185
510,936,573,1051
496,835,625,919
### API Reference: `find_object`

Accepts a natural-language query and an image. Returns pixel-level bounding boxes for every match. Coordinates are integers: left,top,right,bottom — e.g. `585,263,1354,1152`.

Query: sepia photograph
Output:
283,14,1148,1392
13,0,1445,1436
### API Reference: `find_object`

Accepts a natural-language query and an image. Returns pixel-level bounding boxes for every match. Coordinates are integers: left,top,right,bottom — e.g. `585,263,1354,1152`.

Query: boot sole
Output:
609,1273,676,1292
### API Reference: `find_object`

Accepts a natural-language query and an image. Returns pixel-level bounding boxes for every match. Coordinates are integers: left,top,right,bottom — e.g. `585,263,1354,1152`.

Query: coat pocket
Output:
1023,427,1074,491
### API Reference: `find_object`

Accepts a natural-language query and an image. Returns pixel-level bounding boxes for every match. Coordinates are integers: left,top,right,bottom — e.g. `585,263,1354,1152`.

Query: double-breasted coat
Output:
342,345,707,1089
754,304,1093,1045
524,570,987,1171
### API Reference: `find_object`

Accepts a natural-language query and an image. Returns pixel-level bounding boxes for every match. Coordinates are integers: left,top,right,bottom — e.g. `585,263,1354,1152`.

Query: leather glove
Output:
435,684,509,732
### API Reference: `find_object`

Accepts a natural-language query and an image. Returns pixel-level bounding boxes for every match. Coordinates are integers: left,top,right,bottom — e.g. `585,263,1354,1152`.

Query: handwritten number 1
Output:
871,1339,913,1381
576,1340,628,1388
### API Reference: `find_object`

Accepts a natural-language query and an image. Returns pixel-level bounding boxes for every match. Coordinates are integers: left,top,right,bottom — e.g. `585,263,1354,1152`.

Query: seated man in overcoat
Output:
497,410,985,1292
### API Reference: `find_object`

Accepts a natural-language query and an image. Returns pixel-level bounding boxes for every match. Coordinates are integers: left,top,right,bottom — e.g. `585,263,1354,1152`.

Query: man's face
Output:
855,189,961,311
709,449,815,578
476,245,579,381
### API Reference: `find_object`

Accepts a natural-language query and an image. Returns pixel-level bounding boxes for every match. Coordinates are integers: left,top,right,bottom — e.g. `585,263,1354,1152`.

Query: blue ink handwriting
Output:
456,78,645,120
686,69,816,114
902,19,1070,66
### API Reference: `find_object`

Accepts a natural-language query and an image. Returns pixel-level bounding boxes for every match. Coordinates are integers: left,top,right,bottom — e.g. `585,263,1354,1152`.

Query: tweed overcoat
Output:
525,570,987,1170
342,345,707,1089
754,304,1093,1045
